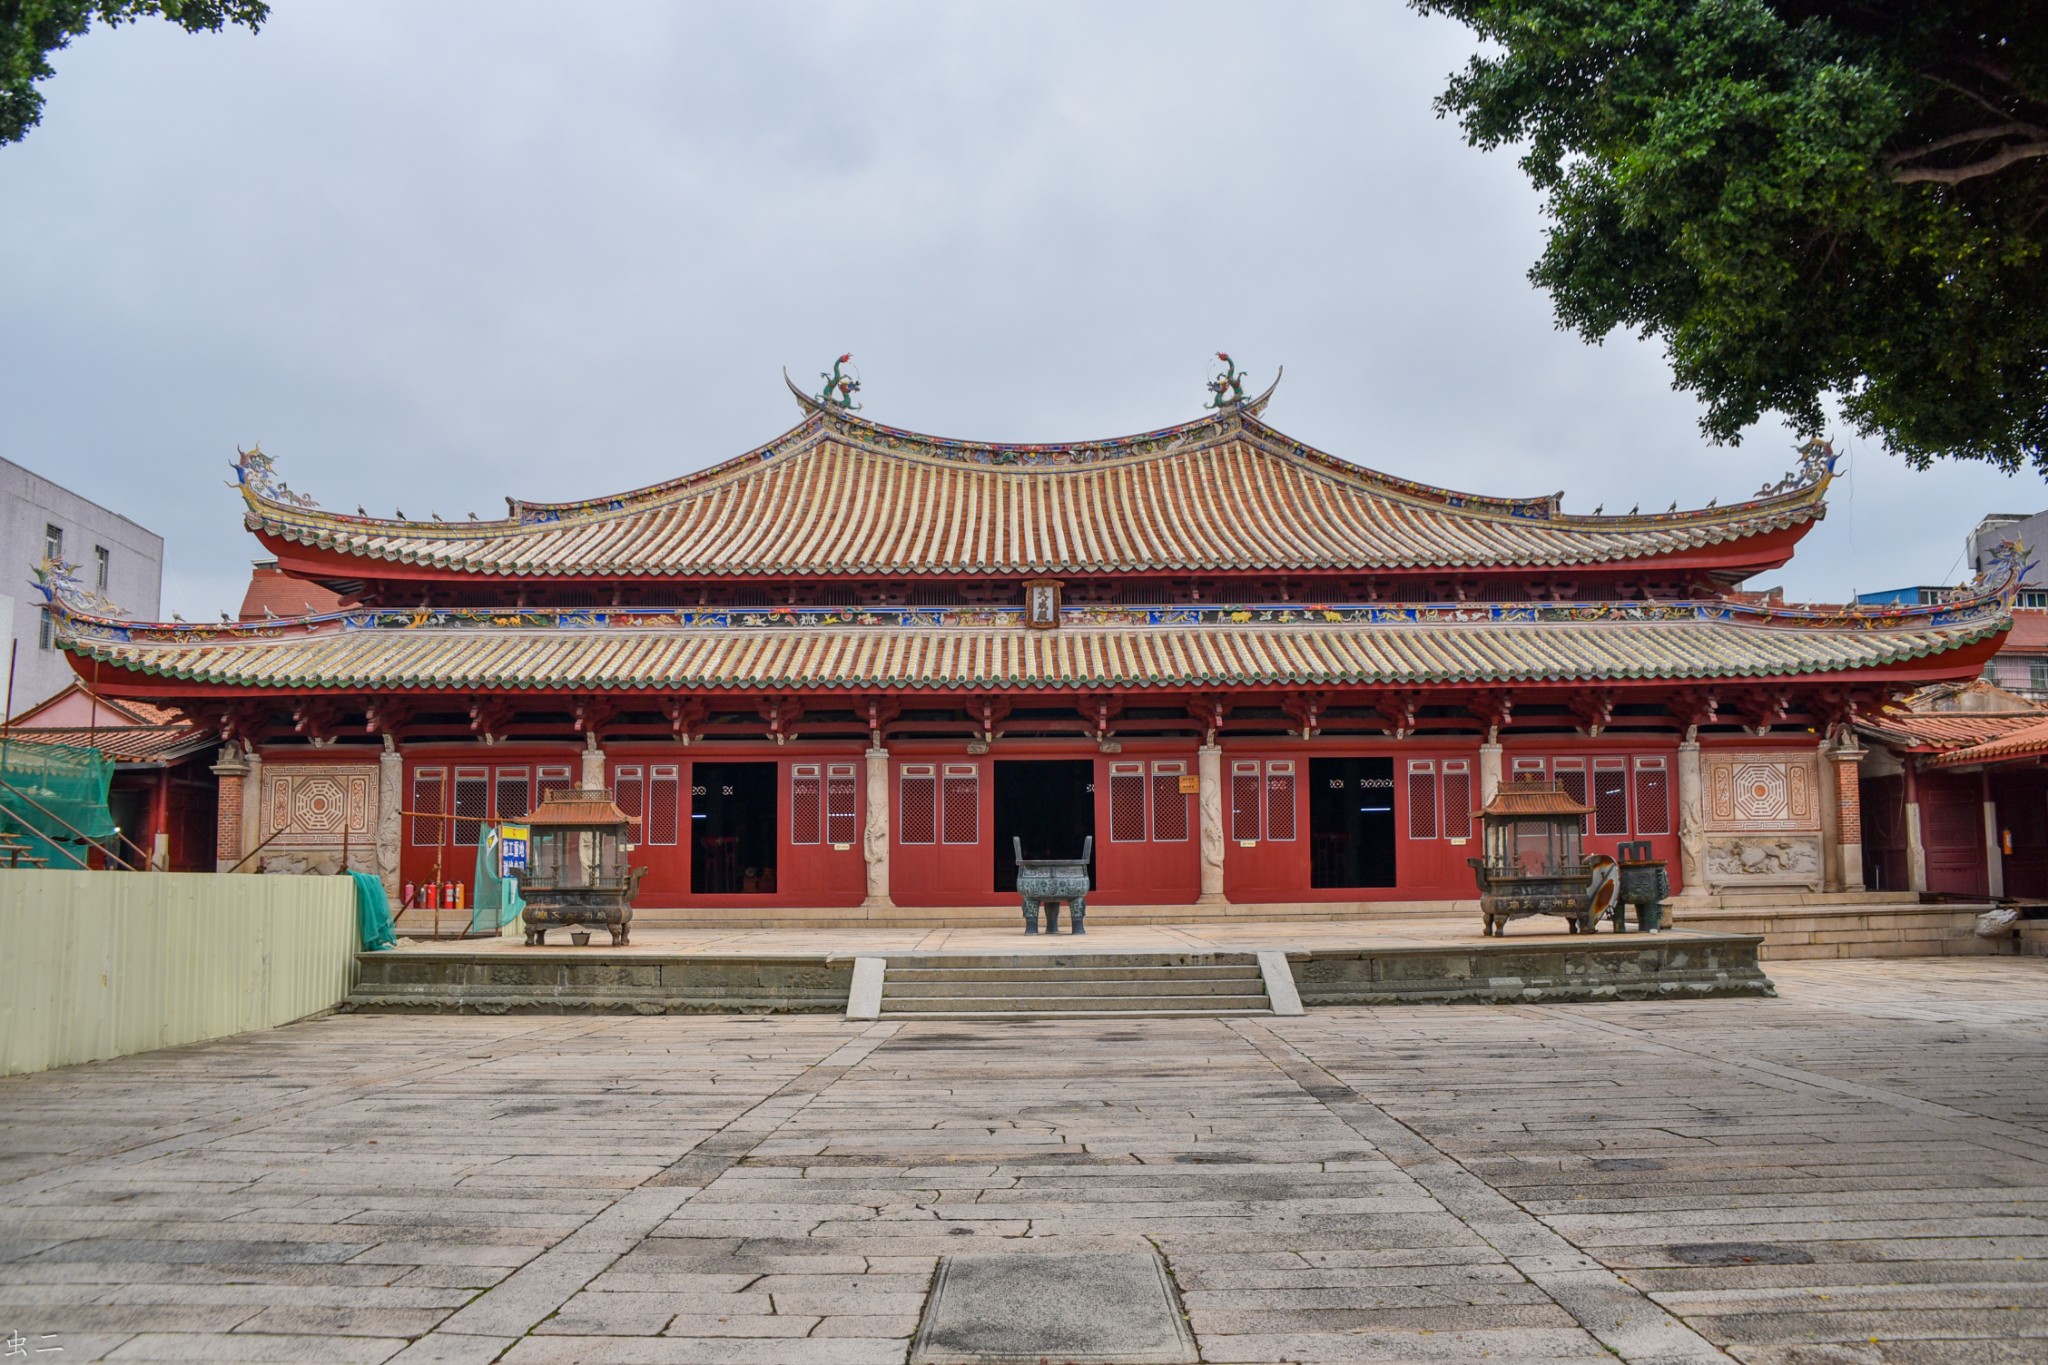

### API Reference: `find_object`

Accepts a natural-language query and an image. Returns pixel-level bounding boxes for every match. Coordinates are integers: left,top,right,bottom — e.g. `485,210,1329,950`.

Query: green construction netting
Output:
347,870,397,952
0,738,116,869
470,824,526,934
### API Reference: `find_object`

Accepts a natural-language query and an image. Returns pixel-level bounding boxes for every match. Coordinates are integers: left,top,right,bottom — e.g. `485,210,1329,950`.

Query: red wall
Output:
399,744,869,910
888,744,1202,907
392,736,1688,910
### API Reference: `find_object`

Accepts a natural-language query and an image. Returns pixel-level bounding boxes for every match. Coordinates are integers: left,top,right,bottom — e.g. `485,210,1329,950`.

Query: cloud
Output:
0,0,2035,618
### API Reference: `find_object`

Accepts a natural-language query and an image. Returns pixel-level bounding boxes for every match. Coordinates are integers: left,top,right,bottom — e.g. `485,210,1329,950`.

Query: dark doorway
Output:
993,759,1096,893
1310,756,1397,888
692,761,777,895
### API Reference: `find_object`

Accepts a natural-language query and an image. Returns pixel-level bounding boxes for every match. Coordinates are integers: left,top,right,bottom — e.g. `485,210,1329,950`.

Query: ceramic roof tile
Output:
56,601,2002,694
236,411,1834,580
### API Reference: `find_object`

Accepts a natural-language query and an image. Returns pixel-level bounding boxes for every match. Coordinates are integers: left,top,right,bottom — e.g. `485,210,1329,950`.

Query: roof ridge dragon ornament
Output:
30,556,123,620
230,442,319,509
1206,353,1249,410
817,354,862,412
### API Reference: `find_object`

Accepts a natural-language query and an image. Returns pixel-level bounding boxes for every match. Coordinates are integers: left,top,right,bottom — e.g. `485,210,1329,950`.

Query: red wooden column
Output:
149,768,172,870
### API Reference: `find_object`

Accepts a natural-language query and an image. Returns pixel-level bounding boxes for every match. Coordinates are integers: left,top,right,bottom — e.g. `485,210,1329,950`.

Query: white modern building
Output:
0,457,162,714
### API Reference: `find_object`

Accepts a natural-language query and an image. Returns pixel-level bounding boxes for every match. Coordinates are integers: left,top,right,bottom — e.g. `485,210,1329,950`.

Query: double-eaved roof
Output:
39,387,2016,702
236,399,1833,581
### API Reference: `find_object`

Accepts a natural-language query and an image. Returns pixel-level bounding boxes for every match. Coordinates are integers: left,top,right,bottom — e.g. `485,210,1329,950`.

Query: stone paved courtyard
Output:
3,957,2046,1364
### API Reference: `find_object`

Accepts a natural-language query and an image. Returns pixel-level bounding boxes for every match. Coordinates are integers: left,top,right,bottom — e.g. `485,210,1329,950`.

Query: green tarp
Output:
0,738,116,869
470,825,525,934
348,870,397,951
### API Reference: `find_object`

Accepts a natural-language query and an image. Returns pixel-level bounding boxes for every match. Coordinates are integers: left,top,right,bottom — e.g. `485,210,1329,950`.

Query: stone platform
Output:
345,919,1772,1014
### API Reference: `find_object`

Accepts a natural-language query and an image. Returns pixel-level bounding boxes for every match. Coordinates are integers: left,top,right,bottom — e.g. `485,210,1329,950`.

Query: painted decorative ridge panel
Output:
48,615,2004,692
40,584,2017,649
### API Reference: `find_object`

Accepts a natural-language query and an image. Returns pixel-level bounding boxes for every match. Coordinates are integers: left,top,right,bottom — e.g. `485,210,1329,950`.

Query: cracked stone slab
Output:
910,1249,1197,1364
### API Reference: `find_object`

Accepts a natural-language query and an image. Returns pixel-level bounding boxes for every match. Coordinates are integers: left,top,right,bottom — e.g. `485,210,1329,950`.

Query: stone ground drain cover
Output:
910,1249,1197,1364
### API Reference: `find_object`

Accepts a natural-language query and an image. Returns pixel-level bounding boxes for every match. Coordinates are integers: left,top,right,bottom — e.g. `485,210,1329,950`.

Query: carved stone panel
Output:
1701,750,1823,892
1705,834,1825,890
259,763,377,874
1704,752,1821,831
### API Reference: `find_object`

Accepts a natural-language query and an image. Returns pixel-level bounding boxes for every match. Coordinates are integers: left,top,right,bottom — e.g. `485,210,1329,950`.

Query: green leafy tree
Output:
2,1,266,145
1415,2,2047,473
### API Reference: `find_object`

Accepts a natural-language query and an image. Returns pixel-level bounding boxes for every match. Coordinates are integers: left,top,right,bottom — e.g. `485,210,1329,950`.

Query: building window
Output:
1633,757,1671,835
410,768,447,846
452,767,489,846
647,765,680,845
1442,760,1472,841
493,768,530,823
1109,762,1146,842
94,546,109,591
1592,758,1630,837
942,764,979,845
826,764,857,845
537,764,573,801
1406,760,1439,840
614,765,645,829
1552,757,1589,832
37,609,53,651
791,764,822,845
1228,760,1297,841
1264,761,1297,841
1230,761,1261,841
1150,761,1189,842
900,765,937,845
2021,591,2048,609
2030,660,2048,693
43,524,61,562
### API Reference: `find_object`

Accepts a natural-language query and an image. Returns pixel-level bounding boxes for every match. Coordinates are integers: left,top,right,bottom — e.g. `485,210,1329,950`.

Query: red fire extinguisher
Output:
422,882,439,910
401,881,416,910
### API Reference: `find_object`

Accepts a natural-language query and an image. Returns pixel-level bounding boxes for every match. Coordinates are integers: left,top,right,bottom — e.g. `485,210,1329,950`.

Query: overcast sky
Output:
2,1,2040,619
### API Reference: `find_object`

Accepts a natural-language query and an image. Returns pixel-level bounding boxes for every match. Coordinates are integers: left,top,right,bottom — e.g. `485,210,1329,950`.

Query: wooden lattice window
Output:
410,768,446,847
1633,757,1671,836
494,767,530,823
1553,757,1589,832
537,765,573,801
1230,761,1261,841
614,765,644,829
942,764,978,845
647,765,680,846
1150,761,1189,842
1265,761,1296,842
791,764,822,846
1512,757,1547,779
1593,757,1629,836
452,767,488,847
826,764,858,845
1407,760,1438,840
1442,759,1472,840
900,765,937,845
1109,762,1146,842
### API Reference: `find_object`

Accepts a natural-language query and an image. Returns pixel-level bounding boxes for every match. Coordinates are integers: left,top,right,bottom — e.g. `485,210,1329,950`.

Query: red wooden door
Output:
1992,770,2048,899
1917,771,1988,896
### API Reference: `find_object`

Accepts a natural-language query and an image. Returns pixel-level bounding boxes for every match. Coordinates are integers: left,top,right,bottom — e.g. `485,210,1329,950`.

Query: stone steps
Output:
1671,901,2006,959
873,952,1274,1018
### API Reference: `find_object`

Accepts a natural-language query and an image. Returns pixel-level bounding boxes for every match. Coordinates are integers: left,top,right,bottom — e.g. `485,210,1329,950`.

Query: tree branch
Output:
1893,141,2048,185
1885,123,2045,168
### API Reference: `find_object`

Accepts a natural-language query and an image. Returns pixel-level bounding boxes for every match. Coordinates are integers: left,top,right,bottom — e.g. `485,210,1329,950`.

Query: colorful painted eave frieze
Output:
226,401,1837,577
44,614,2004,693
47,582,2018,650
